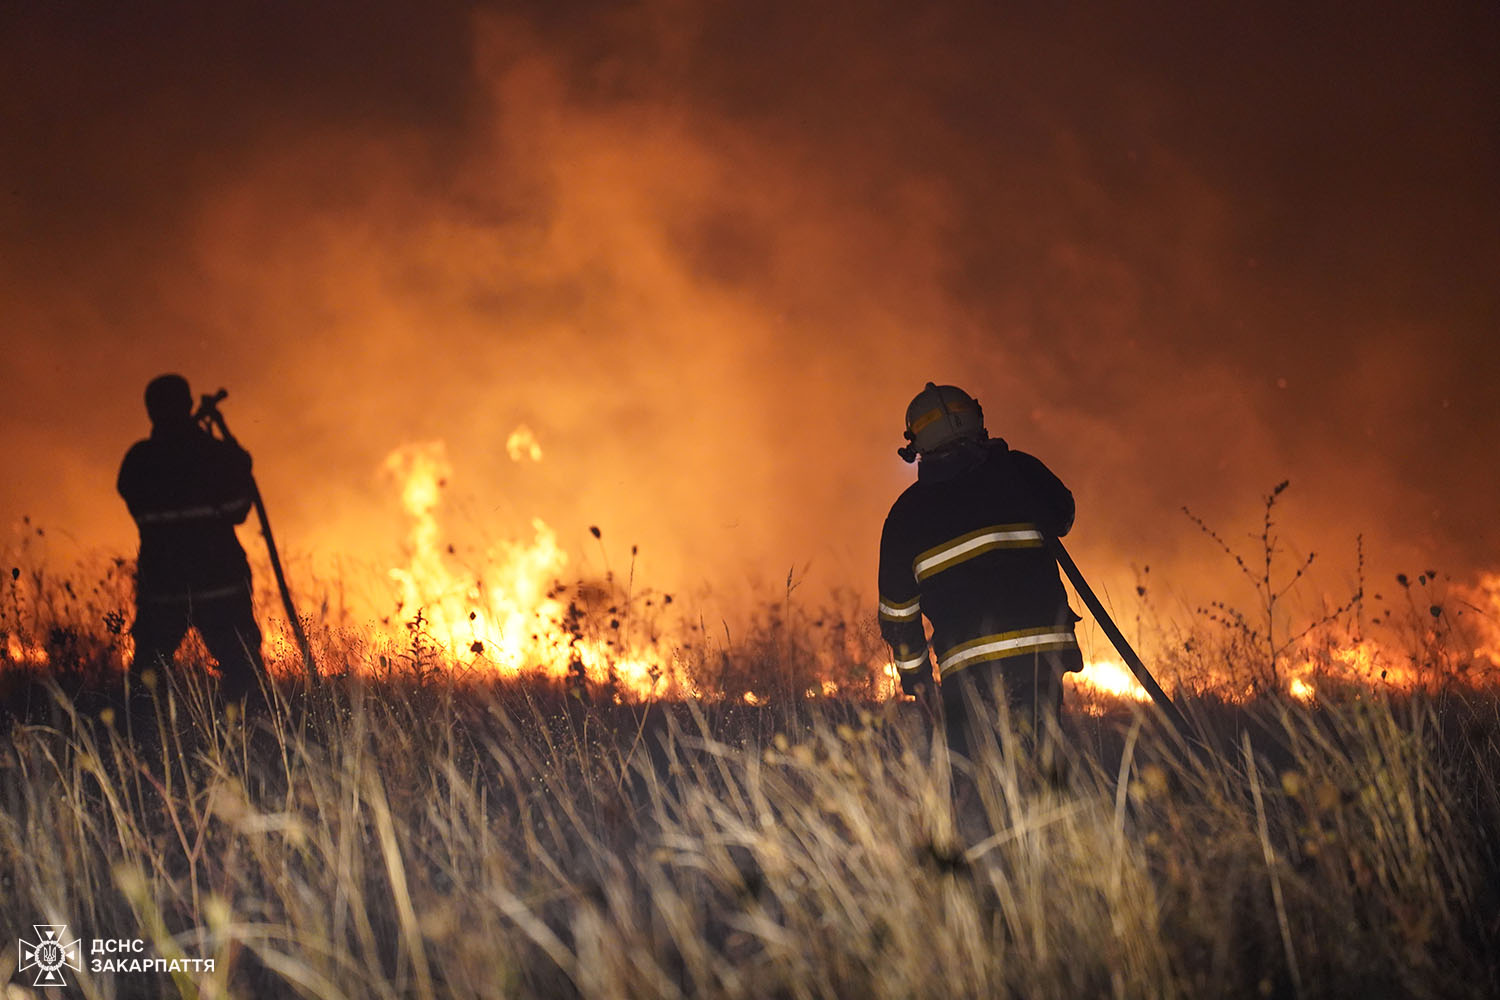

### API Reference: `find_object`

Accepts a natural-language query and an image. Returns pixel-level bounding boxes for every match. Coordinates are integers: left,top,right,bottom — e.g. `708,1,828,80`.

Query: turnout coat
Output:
877,438,1082,683
118,423,256,602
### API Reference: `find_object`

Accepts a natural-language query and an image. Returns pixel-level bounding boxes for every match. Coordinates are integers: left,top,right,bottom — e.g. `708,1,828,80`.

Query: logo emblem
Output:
18,925,82,987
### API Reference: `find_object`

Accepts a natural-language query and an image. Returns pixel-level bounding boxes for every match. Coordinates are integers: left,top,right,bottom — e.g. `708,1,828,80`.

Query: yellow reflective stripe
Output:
894,649,930,672
937,627,1078,675
912,523,1044,581
878,595,921,621
907,407,946,435
908,400,978,436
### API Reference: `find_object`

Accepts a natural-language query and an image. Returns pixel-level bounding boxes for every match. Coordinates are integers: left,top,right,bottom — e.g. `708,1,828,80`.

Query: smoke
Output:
2,1,1496,631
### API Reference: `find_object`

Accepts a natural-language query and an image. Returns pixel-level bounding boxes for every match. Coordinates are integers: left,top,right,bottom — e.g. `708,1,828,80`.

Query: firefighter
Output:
878,382,1082,764
118,374,265,702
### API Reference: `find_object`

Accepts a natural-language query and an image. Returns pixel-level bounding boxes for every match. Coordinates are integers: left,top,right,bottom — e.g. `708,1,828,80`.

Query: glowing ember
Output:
505,425,544,463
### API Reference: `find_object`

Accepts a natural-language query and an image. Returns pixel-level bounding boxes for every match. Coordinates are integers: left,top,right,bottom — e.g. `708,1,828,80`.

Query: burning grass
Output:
6,478,1500,995
3,622,1500,997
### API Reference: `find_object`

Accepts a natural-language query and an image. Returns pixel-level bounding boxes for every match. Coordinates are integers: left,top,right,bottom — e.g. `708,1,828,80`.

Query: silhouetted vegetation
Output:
4,555,1500,998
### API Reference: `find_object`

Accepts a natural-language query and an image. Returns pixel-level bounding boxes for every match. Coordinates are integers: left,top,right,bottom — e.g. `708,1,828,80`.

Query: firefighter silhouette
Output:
118,374,265,701
878,382,1082,763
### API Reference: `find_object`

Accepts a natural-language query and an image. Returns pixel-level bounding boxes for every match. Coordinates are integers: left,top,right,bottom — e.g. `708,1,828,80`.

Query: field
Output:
4,561,1500,999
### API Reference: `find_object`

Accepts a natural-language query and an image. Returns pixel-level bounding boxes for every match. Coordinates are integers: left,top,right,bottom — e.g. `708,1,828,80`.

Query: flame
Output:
1071,659,1151,703
1466,572,1500,668
505,425,543,463
1067,569,1500,706
379,438,687,699
1284,636,1412,695
4,634,49,666
322,438,1500,705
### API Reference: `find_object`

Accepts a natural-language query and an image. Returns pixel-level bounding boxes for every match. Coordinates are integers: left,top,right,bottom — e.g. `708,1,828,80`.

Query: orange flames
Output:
373,435,1205,704
378,437,690,699
504,425,544,463
368,438,1500,706
4,633,49,666
1283,638,1397,701
1470,573,1500,668
6,437,1499,712
1070,660,1152,707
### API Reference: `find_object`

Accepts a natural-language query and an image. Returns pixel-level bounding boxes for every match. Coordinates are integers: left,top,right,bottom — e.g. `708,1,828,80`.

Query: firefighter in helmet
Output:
877,382,1082,761
118,374,265,702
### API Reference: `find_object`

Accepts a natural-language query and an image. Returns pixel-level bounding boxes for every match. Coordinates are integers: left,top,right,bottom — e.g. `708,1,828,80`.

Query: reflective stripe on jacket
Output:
877,439,1081,678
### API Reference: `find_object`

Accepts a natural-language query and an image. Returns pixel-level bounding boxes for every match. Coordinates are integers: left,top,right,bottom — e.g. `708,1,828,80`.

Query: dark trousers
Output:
130,588,265,701
941,650,1069,765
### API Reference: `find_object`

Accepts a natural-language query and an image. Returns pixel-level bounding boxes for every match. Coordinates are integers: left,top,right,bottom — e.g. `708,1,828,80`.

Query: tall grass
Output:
4,543,1499,997
3,650,1499,998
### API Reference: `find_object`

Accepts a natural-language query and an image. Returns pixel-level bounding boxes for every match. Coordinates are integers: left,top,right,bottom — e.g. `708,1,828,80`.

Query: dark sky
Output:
2,0,1496,630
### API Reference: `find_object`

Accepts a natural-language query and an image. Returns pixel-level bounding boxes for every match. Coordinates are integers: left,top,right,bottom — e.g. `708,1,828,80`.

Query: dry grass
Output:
3,547,1499,998
1,648,1498,999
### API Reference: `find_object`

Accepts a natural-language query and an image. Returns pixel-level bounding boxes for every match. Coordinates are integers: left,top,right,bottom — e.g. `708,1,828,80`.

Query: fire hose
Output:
999,442,1202,753
899,441,1205,758
194,389,318,687
1047,535,1203,755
